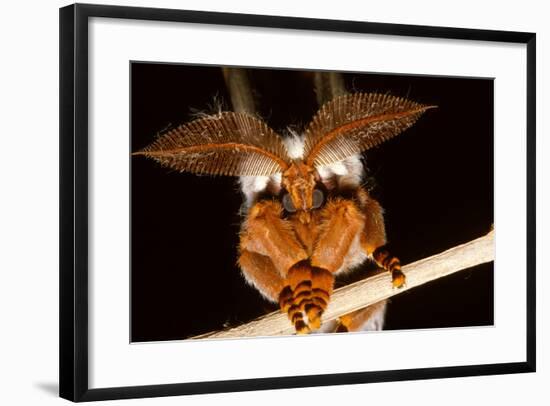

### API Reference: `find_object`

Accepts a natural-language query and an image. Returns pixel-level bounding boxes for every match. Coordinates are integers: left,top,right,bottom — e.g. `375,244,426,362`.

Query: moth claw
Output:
392,271,406,289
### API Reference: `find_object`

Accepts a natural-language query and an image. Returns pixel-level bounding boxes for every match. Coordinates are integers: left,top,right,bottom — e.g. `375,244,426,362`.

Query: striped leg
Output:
306,267,333,330
306,198,365,331
372,247,406,288
358,192,406,288
239,250,316,334
279,261,313,334
278,261,335,334
278,262,334,334
240,200,340,334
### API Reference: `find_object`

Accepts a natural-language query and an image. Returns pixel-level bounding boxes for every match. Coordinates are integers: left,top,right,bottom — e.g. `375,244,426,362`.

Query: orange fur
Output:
311,198,365,273
238,250,285,301
239,200,308,277
359,194,387,254
281,162,318,215
238,182,404,333
137,93,433,334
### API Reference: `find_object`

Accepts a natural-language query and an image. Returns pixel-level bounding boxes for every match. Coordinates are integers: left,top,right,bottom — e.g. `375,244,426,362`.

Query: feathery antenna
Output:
303,93,437,167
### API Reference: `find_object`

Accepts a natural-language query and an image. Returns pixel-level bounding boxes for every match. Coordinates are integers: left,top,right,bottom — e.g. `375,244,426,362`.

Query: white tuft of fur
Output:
239,135,364,210
239,175,269,209
361,302,387,331
283,131,305,159
316,154,364,189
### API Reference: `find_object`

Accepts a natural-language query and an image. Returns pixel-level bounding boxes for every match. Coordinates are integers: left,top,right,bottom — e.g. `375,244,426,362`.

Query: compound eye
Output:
282,193,297,213
312,189,325,209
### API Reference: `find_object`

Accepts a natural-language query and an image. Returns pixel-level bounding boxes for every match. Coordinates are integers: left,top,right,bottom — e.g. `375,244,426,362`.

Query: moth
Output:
134,92,435,334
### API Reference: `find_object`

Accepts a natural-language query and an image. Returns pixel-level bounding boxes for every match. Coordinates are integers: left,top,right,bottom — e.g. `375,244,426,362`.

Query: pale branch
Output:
222,67,257,115
313,71,347,106
192,229,495,340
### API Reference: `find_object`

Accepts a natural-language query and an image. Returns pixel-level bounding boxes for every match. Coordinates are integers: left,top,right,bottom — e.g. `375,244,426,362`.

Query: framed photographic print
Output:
59,3,536,402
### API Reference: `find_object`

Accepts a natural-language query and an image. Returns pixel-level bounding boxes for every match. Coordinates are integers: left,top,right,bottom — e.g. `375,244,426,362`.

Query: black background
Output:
131,63,494,342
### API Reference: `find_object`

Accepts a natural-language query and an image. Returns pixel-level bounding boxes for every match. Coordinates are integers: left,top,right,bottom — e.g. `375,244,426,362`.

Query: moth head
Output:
281,161,322,214
276,92,436,220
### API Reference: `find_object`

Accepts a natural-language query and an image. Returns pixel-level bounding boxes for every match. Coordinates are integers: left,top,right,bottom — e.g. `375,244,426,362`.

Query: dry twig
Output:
192,230,494,340
221,67,256,115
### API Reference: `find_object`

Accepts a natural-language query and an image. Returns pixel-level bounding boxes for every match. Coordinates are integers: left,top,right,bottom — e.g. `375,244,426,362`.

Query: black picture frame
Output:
59,3,536,402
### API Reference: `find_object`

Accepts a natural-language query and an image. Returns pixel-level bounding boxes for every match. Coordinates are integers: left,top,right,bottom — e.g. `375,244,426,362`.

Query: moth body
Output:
240,135,367,274
135,92,435,334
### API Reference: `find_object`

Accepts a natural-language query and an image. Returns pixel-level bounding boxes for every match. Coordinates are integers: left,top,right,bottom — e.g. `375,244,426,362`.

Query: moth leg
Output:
282,261,313,334
278,261,333,333
239,200,308,278
238,250,312,334
239,200,312,333
311,198,365,272
306,266,333,330
372,248,406,288
334,300,387,332
238,249,285,302
308,198,366,329
326,192,400,335
359,193,406,288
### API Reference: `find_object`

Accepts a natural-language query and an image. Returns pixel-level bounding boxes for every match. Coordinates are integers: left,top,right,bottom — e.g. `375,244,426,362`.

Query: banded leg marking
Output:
277,261,334,333
372,247,406,288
